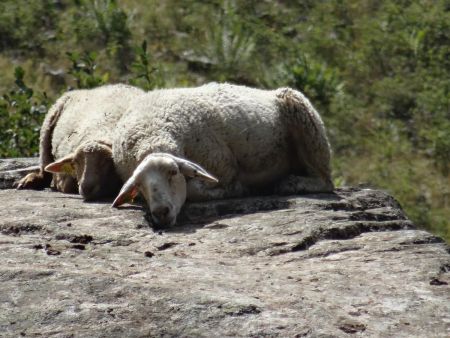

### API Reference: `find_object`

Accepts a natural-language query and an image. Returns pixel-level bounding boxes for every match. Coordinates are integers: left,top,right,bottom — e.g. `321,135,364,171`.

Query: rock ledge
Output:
0,159,449,337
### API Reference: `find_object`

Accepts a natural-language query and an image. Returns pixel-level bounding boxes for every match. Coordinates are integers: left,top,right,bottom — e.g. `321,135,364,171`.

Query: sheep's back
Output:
113,83,291,182
52,84,144,159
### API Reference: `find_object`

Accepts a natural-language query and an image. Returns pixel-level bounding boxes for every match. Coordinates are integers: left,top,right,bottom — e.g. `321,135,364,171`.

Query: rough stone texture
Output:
0,157,39,189
0,159,449,337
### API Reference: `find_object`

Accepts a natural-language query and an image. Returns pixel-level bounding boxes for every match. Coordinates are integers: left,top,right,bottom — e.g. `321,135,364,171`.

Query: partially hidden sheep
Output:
16,84,145,200
112,83,334,226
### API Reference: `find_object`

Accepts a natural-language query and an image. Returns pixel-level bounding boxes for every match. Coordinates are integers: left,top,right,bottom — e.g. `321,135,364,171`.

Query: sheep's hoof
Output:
15,173,46,190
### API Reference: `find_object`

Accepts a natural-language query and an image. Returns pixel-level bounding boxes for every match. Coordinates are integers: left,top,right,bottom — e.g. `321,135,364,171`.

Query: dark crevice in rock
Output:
156,242,178,251
45,244,61,256
322,201,356,212
339,321,366,334
72,244,86,250
399,237,445,245
291,236,317,252
321,224,362,240
349,210,406,222
1,223,43,236
267,220,413,256
204,223,229,230
286,220,414,254
221,304,262,317
358,220,414,232
55,233,93,244
93,239,113,245
272,241,288,247
430,278,448,286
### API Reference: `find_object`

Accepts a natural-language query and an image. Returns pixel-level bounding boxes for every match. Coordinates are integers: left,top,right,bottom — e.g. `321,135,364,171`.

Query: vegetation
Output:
0,0,448,241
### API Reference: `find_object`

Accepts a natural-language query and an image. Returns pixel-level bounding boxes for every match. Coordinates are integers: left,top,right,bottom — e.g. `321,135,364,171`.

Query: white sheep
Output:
16,84,145,200
112,83,333,227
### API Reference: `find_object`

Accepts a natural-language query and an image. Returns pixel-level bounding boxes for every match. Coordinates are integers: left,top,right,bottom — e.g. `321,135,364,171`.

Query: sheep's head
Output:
112,153,218,227
45,141,122,200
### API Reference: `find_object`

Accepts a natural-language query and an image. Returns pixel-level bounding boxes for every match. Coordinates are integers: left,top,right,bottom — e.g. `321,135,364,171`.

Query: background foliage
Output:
0,0,448,241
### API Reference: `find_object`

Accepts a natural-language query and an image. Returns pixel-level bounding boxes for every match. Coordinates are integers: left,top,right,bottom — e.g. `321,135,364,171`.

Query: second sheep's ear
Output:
112,178,139,208
45,155,76,177
175,158,219,183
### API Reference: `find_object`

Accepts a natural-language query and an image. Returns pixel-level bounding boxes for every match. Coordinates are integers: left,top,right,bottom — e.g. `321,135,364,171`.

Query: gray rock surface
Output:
0,157,39,189
0,159,449,337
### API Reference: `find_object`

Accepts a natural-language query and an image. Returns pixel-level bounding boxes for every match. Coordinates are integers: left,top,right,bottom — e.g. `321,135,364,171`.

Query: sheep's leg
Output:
15,171,52,190
274,175,333,195
186,180,248,202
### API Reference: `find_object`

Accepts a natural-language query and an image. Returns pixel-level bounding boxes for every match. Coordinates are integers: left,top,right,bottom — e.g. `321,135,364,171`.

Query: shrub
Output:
0,0,57,53
70,0,132,71
129,41,165,90
66,51,108,89
286,55,343,111
0,67,49,157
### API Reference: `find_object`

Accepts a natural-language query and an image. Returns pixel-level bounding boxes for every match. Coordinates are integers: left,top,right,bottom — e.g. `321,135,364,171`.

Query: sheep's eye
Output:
169,169,177,176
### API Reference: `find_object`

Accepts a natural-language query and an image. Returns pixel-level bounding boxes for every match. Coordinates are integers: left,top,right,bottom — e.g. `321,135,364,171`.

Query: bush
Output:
0,67,49,157
285,55,343,111
70,0,132,71
66,51,108,89
129,41,165,90
0,0,57,53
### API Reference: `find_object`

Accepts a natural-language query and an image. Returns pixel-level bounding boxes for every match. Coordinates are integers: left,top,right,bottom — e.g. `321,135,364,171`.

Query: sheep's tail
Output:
38,94,71,181
276,87,334,189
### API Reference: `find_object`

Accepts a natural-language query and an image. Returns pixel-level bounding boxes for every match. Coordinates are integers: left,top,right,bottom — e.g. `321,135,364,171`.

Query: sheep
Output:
15,84,145,200
111,83,333,227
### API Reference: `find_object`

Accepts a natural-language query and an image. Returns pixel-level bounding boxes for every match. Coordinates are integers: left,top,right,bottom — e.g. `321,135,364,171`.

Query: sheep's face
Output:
75,142,122,200
45,141,122,200
134,156,186,227
112,153,218,227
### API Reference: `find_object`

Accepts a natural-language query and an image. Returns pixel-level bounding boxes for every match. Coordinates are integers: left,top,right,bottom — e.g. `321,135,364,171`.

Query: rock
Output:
0,157,39,189
0,157,39,172
0,159,449,337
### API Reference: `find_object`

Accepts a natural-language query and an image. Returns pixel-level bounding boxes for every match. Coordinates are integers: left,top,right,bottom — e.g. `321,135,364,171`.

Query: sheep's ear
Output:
45,155,76,176
175,158,218,183
112,178,139,208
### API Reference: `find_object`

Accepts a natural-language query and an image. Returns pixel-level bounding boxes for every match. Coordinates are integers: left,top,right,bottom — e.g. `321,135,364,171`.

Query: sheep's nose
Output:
153,205,170,219
151,206,172,226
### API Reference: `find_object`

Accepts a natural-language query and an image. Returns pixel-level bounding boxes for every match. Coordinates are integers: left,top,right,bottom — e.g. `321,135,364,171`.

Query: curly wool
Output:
32,84,144,193
113,82,333,198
